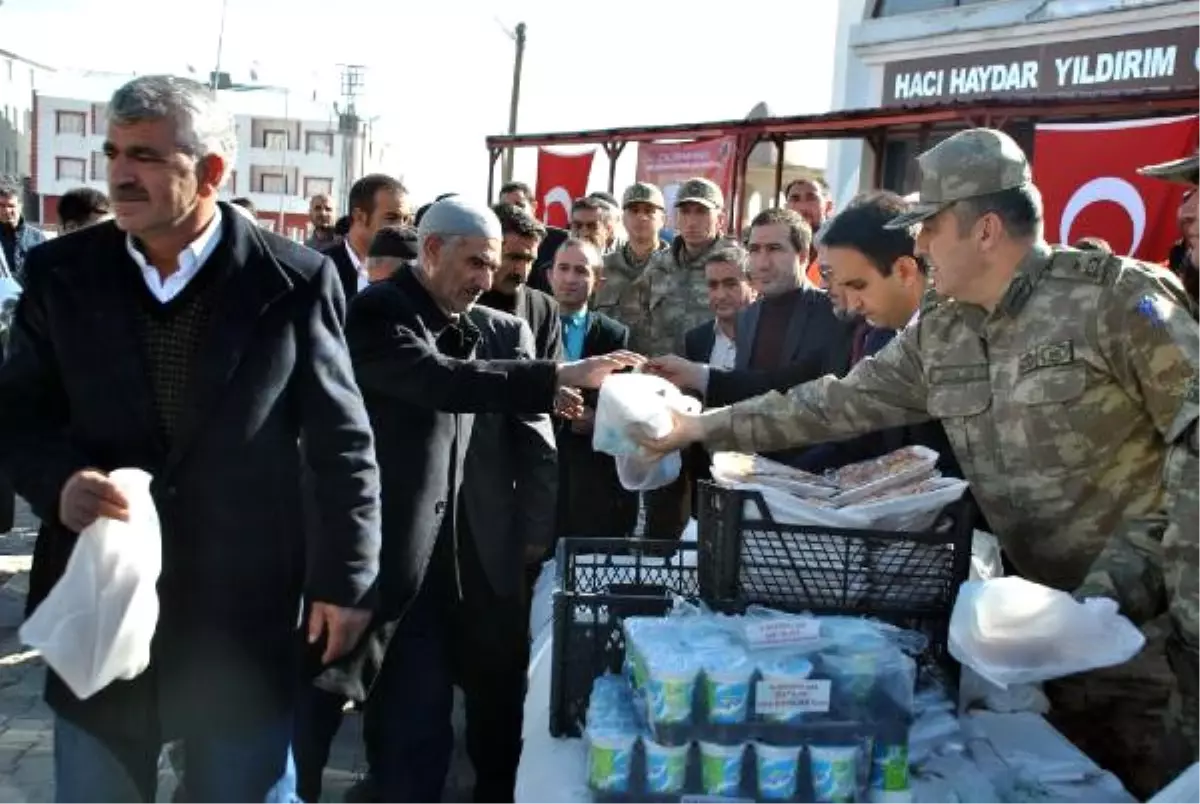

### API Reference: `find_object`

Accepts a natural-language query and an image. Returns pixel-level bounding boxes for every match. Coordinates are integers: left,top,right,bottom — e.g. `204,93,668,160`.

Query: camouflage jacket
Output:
617,236,737,356
703,243,1199,593
595,239,668,328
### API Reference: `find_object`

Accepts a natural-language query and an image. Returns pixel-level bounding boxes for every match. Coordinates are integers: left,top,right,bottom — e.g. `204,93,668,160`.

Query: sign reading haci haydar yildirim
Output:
882,27,1199,106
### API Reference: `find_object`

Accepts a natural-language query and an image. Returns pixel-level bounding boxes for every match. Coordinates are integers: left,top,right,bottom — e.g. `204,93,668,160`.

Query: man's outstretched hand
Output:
644,354,706,392
557,350,645,389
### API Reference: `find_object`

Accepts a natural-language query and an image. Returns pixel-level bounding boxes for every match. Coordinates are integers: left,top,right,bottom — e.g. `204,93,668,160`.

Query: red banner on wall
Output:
1033,116,1198,262
636,137,737,228
535,149,595,229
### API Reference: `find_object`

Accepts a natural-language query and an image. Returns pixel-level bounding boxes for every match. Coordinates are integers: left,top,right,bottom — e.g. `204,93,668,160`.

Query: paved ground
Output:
0,500,474,803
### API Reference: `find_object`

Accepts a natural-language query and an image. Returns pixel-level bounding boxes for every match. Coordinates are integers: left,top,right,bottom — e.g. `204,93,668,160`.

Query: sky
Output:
2,0,842,203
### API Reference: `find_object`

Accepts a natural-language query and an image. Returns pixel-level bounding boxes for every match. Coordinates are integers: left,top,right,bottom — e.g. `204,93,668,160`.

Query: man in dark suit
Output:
681,245,755,507
480,203,564,360
548,237,638,540
497,180,567,294
0,75,380,802
322,173,411,301
336,197,638,802
457,307,557,801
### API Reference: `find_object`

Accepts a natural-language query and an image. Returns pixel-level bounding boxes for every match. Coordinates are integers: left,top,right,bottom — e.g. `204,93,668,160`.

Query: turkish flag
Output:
535,149,594,229
1034,116,1198,262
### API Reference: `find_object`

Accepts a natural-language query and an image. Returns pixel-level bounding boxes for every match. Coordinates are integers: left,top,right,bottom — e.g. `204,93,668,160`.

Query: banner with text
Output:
536,149,595,229
883,27,1198,106
636,137,737,228
1033,115,1198,262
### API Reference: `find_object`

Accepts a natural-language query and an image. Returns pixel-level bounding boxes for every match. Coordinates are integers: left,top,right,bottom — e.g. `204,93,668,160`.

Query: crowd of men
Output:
0,72,1193,804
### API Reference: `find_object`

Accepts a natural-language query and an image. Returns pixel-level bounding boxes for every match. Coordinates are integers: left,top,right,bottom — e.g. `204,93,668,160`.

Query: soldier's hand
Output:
569,406,596,434
629,408,705,457
59,469,131,533
645,354,705,392
557,350,645,389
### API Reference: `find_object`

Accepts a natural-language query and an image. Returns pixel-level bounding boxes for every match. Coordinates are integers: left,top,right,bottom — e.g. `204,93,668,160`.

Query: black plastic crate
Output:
695,481,972,679
549,538,699,738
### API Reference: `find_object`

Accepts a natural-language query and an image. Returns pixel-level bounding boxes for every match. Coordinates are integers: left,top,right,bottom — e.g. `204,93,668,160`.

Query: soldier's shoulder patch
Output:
1050,250,1121,285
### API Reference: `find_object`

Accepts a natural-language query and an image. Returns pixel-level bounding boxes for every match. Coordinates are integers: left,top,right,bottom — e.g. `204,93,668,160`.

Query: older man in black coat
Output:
329,196,637,802
0,76,380,803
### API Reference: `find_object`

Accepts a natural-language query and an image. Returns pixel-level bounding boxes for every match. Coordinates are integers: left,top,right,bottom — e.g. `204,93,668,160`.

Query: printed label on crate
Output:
743,617,821,650
754,679,832,715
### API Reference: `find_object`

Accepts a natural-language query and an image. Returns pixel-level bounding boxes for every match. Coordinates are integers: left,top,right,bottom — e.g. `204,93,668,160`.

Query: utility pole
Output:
336,65,366,212
211,0,230,91
502,22,526,184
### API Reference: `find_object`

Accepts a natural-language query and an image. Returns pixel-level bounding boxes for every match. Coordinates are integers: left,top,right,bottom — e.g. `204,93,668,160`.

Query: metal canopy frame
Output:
485,89,1198,231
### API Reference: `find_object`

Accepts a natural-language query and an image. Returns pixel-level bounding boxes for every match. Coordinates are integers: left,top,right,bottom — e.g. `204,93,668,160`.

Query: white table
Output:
516,542,1133,803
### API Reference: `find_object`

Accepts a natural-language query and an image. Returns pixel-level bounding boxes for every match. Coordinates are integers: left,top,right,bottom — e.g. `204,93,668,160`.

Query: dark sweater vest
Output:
128,238,228,444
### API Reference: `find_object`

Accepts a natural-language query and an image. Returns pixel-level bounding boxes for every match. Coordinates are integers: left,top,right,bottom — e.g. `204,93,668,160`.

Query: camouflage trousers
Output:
1044,621,1179,799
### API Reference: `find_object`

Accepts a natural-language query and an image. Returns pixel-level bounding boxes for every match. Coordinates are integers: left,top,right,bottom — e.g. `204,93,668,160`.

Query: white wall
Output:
824,0,1197,201
0,55,49,182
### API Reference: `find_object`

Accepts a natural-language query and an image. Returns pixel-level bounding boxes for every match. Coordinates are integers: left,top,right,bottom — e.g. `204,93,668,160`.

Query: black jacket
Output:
477,285,563,361
554,311,637,538
529,226,570,295
331,267,559,696
0,206,381,739
322,239,361,302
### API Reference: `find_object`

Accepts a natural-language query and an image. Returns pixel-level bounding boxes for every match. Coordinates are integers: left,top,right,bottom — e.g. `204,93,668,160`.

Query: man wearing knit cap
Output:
302,196,642,802
637,128,1199,796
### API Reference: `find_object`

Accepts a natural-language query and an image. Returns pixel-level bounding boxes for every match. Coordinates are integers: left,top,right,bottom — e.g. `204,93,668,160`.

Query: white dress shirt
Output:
345,241,369,291
709,326,737,370
126,207,223,304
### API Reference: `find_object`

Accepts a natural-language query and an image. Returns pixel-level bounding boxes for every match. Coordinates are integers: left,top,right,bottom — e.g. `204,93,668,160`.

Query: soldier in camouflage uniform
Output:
631,178,739,539
596,182,669,332
640,130,1199,797
1076,151,1200,777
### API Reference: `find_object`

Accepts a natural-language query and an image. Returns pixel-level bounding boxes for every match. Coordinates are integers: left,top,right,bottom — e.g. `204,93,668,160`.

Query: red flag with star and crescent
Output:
1033,115,1198,262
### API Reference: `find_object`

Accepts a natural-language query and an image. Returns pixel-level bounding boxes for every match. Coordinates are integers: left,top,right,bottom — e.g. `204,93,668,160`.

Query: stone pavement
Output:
0,500,474,803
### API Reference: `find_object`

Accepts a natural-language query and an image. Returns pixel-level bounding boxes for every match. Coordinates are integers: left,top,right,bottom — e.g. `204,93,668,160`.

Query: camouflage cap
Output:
884,128,1031,230
1137,153,1199,187
675,177,724,210
622,181,666,210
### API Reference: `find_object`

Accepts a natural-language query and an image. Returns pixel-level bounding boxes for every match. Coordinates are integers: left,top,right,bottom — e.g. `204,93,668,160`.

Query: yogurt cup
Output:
757,655,815,723
645,654,700,726
809,744,860,803
586,730,638,794
754,743,802,801
699,741,745,797
869,741,909,793
643,737,690,796
822,650,877,705
702,652,754,725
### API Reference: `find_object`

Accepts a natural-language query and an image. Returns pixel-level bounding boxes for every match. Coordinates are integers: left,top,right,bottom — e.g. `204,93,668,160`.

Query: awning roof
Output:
485,89,1199,150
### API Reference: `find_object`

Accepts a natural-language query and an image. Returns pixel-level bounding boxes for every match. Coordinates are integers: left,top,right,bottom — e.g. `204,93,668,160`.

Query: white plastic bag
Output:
948,577,1145,688
615,451,681,492
21,469,162,700
592,373,698,457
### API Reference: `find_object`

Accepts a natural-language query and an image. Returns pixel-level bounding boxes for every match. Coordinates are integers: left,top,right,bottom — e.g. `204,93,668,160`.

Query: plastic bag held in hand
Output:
20,469,162,700
948,576,1145,689
592,373,700,491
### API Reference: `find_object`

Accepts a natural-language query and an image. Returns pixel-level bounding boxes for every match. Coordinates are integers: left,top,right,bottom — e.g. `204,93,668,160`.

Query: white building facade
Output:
825,0,1198,204
0,48,53,204
32,85,386,240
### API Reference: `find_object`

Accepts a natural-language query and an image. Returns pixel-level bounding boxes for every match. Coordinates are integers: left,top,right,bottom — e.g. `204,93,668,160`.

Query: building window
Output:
259,173,287,194
304,177,333,198
92,103,108,134
229,170,237,193
56,157,86,182
306,132,333,155
91,151,108,180
263,130,288,150
56,111,86,136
